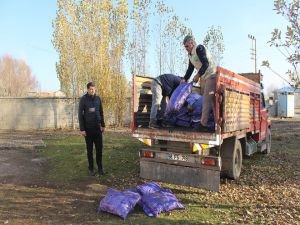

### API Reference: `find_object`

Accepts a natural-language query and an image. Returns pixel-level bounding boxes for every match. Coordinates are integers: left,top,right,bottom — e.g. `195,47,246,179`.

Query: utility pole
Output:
248,34,257,73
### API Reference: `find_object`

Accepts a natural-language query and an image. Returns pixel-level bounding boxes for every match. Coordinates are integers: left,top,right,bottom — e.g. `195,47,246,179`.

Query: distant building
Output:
275,87,294,117
294,88,300,108
274,86,300,108
53,90,66,97
27,90,66,98
268,86,300,117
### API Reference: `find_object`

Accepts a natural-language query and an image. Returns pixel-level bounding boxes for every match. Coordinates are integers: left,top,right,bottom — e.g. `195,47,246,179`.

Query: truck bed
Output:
132,67,261,144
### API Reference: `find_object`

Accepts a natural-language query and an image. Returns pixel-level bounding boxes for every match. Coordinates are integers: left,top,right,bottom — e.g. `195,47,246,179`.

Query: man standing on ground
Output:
182,35,217,131
78,82,106,176
149,74,181,128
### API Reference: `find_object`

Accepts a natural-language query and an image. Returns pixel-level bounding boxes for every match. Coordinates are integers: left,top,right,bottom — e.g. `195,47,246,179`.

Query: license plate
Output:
166,153,188,162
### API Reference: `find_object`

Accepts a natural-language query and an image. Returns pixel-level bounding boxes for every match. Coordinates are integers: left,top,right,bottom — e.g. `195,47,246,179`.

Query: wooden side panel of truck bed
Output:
216,67,261,135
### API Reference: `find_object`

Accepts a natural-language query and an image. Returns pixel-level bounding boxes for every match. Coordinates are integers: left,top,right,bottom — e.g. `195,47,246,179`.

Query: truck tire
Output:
221,138,242,180
262,128,271,154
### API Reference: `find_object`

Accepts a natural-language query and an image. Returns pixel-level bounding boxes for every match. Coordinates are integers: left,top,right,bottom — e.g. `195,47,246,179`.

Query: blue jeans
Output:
150,78,167,123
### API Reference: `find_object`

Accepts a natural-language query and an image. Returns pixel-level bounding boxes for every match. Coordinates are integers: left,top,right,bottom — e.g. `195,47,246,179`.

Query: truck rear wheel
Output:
221,139,242,180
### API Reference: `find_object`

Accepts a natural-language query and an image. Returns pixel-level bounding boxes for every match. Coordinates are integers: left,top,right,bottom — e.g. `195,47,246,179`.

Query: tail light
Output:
141,151,155,158
201,158,216,166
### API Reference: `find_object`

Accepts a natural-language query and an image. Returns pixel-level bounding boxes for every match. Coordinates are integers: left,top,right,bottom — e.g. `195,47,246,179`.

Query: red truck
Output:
132,67,271,191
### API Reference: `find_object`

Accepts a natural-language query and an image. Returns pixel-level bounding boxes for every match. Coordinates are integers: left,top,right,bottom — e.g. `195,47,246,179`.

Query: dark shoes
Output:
98,168,107,175
149,121,160,129
198,123,211,132
89,168,107,176
88,168,97,176
161,120,174,128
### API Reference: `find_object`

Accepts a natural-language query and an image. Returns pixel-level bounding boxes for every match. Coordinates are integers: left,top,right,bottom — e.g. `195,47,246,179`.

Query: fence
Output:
0,97,131,130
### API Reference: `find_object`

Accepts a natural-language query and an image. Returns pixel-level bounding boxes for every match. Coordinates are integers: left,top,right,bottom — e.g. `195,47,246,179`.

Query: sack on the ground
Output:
125,187,154,216
136,182,165,195
136,182,184,217
98,183,184,218
165,82,192,115
97,188,141,219
140,190,184,217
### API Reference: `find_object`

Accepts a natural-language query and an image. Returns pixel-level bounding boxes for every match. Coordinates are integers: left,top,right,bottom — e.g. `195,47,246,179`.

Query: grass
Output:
38,131,222,224
40,132,142,185
35,127,299,224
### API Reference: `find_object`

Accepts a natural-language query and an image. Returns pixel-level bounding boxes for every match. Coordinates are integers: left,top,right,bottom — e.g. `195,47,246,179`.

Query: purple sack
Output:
141,191,184,217
168,93,202,128
136,182,165,195
190,97,203,122
123,187,155,216
136,182,184,217
97,188,141,219
174,111,191,127
167,105,189,126
165,82,192,116
186,93,201,106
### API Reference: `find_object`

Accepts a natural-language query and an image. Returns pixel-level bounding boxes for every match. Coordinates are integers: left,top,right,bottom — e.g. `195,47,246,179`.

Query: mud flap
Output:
140,159,220,192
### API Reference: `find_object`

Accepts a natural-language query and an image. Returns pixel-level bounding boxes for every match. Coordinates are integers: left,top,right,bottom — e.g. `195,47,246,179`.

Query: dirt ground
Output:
0,132,109,225
0,119,299,225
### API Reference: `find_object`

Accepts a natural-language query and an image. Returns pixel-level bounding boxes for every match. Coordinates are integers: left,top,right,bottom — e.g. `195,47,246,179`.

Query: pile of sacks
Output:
97,182,184,219
164,83,214,130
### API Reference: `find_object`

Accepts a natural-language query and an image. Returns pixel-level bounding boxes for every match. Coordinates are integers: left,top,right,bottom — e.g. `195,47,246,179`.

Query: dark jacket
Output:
184,44,209,81
78,93,105,131
157,74,181,97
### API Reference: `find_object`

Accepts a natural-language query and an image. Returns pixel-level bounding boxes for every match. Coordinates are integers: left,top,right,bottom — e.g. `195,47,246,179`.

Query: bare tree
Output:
269,0,300,86
128,0,152,76
163,15,192,75
203,26,225,66
154,0,192,75
155,0,172,75
0,54,39,97
262,60,295,87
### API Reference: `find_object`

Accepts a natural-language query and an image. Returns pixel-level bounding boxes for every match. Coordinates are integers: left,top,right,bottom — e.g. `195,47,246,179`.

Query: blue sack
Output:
190,96,203,121
136,182,184,217
136,182,165,195
174,108,191,127
165,82,192,115
167,93,202,127
140,191,184,217
186,93,201,106
97,188,141,219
